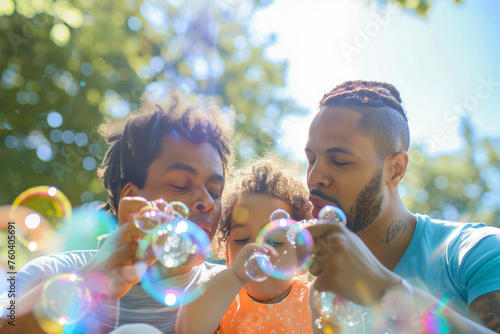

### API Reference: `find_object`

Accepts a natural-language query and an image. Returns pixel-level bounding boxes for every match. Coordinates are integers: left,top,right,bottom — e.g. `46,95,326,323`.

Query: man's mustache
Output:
309,189,340,208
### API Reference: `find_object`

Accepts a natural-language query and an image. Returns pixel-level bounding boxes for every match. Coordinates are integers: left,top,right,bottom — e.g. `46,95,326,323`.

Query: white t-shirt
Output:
2,250,225,333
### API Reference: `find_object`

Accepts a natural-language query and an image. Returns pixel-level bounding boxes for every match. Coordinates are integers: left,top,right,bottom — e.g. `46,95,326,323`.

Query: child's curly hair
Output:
212,152,313,258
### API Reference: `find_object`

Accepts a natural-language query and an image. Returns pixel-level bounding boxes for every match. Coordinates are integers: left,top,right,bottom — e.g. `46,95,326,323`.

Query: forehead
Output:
156,133,223,175
231,193,292,229
307,106,373,153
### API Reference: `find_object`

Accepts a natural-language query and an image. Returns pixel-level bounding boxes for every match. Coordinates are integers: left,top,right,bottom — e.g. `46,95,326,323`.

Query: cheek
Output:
227,244,242,266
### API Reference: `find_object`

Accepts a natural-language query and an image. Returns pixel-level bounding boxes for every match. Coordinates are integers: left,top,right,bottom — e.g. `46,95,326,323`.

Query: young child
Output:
176,153,314,333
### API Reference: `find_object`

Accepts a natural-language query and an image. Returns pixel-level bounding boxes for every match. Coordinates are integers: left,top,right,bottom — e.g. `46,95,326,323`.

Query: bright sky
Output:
250,0,500,162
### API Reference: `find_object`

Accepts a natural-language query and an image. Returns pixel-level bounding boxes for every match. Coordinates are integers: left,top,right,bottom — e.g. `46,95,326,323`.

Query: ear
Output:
385,151,408,188
120,181,140,200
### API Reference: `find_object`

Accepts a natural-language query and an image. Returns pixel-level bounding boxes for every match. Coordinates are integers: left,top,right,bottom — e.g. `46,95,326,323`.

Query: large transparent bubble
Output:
3,186,72,254
244,217,314,282
140,265,206,307
41,273,92,326
150,219,210,268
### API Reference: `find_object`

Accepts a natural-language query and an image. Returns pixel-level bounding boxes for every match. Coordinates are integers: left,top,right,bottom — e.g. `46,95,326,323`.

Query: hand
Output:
80,197,156,300
307,223,400,306
230,243,279,284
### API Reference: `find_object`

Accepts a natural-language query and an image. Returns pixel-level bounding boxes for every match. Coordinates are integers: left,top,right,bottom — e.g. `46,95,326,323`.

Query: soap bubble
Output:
41,273,92,325
245,218,314,281
311,290,364,330
12,186,72,226
311,206,364,330
244,252,274,282
269,208,290,221
134,199,189,232
140,265,206,307
318,206,346,225
150,219,210,268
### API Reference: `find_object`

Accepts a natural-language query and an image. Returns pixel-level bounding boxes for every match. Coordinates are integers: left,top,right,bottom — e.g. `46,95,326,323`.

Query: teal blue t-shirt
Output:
394,214,500,315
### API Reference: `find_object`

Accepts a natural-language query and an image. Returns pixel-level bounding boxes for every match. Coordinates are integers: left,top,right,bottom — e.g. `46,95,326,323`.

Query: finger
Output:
114,219,147,245
313,274,331,293
105,241,141,268
308,258,322,277
307,223,344,239
118,196,150,226
260,243,279,258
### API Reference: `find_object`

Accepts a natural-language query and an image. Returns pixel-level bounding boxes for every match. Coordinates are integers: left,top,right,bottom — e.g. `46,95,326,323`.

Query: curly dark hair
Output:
212,153,313,258
319,80,410,159
97,89,236,217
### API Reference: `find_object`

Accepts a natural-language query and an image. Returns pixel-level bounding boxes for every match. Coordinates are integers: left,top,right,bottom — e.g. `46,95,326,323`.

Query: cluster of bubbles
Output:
242,205,365,331
133,199,211,307
2,186,214,327
133,199,210,269
312,206,365,333
243,208,314,282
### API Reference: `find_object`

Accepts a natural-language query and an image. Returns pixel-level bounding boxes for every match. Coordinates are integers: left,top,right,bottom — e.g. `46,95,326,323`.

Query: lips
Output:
197,221,212,238
309,196,337,219
188,213,213,239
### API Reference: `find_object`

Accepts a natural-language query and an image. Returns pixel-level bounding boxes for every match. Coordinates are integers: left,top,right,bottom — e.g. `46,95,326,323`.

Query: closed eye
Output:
329,156,350,167
209,192,221,200
234,238,250,243
266,241,284,247
170,184,189,190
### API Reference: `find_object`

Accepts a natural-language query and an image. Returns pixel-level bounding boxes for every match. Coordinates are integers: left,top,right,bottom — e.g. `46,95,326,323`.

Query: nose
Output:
191,188,215,214
307,159,331,189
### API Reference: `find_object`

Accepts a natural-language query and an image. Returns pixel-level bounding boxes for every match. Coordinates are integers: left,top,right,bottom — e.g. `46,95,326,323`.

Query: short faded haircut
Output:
320,80,410,159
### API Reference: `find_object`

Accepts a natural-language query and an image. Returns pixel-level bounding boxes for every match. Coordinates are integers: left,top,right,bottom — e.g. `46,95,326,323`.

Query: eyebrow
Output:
231,223,248,230
165,163,225,183
305,147,355,155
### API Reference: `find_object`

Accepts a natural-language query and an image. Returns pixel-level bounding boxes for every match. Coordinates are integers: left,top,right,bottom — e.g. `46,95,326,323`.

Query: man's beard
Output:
346,168,383,234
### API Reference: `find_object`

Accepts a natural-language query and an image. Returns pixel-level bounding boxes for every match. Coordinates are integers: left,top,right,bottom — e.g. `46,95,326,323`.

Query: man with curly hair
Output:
306,80,500,333
0,89,236,334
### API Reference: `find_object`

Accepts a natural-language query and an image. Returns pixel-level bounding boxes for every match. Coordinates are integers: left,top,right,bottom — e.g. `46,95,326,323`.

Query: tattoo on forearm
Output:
469,291,500,332
381,220,406,245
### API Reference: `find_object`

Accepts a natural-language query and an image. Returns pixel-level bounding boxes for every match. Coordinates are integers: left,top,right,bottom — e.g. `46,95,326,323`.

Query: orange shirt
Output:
219,279,312,334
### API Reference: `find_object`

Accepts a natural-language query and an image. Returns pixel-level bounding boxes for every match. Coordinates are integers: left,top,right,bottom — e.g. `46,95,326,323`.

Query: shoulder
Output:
20,250,97,273
196,261,227,276
15,250,97,296
417,214,500,245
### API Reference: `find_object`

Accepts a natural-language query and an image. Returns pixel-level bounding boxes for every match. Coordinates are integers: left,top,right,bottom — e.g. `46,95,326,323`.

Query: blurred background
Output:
1,0,499,268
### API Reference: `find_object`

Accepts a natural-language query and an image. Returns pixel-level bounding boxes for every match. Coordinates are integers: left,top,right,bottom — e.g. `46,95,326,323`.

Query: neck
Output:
358,196,416,271
247,283,293,304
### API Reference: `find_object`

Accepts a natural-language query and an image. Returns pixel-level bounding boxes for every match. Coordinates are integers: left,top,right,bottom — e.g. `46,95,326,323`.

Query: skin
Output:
305,105,499,333
0,133,225,334
227,193,295,301
176,193,299,334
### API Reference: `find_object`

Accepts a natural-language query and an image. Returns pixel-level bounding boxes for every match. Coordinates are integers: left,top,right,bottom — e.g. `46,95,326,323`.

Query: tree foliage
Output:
1,0,497,230
403,119,500,227
377,0,462,17
0,0,305,208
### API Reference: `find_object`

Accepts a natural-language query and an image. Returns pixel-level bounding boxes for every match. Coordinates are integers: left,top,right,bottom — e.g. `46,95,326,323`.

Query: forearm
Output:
408,287,497,334
175,268,245,334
